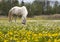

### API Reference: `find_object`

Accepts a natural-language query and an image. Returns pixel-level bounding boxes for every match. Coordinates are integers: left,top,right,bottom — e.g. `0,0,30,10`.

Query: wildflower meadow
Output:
0,20,60,42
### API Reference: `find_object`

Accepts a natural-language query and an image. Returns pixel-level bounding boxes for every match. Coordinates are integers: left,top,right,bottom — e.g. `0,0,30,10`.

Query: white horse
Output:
8,6,28,24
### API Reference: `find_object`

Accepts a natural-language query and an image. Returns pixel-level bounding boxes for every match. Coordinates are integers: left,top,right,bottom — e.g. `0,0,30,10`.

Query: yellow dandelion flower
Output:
10,37,13,40
43,33,47,36
47,33,51,37
57,39,60,42
0,32,4,38
48,39,51,42
0,32,2,34
8,31,13,35
33,34,37,37
13,37,18,40
0,34,2,38
38,33,42,36
14,31,17,33
26,31,31,35
4,39,8,42
32,33,38,40
27,34,31,40
54,39,57,42
27,37,30,40
14,31,19,34
52,33,58,37
21,39,27,42
34,38,39,42
16,40,20,42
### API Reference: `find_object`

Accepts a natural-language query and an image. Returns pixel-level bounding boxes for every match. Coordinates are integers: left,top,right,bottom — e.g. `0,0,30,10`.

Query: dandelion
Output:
47,33,51,37
8,31,13,35
48,39,51,42
13,37,18,41
52,33,58,37
32,33,37,37
0,32,2,34
38,33,42,37
54,39,57,42
16,40,20,42
0,32,4,38
27,37,30,40
10,37,13,40
34,38,39,42
4,39,8,42
43,33,47,36
0,20,60,42
57,39,60,42
21,39,27,42
26,31,31,35
0,32,2,37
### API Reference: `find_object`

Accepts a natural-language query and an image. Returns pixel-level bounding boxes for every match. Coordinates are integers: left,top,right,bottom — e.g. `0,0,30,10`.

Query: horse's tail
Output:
8,10,12,22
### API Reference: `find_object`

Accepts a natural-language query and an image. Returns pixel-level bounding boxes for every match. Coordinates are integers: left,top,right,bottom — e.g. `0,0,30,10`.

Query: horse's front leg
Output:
8,13,12,22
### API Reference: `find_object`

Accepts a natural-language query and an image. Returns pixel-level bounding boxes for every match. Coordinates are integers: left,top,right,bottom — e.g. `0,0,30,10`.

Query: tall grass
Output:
0,19,60,42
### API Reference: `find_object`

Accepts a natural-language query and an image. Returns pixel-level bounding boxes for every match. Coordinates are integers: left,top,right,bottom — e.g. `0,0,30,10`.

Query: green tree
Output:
0,0,19,16
57,5,60,14
32,0,43,15
53,1,59,14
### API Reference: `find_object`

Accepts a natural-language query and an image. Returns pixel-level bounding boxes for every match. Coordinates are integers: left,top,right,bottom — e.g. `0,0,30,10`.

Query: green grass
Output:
0,20,60,33
0,18,60,42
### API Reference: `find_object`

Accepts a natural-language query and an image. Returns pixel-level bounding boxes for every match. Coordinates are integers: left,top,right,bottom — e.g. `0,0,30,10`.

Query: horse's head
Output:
22,17,26,25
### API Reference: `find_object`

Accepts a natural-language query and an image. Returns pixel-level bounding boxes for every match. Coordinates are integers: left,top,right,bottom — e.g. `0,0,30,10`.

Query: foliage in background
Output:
0,0,19,16
0,0,60,16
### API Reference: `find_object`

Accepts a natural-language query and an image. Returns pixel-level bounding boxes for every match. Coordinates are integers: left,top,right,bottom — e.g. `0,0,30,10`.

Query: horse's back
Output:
9,6,28,15
11,6,26,10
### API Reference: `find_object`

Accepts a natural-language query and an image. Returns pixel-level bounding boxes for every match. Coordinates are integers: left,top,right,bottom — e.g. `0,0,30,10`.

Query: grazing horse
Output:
8,6,28,24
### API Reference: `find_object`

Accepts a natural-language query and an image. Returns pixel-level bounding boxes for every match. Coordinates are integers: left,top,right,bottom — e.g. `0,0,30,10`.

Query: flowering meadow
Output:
0,20,60,42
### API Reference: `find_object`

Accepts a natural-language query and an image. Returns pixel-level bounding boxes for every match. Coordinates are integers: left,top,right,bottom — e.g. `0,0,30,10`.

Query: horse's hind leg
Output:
13,14,17,22
14,15,17,22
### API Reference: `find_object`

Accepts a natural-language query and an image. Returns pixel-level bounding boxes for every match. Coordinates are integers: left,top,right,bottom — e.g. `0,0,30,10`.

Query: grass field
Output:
0,17,60,42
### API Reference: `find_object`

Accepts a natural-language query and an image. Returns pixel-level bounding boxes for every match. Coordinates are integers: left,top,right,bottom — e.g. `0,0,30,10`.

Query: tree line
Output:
0,0,60,17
